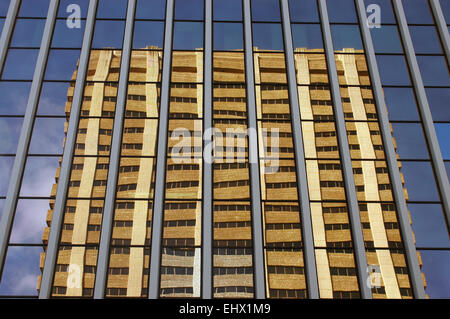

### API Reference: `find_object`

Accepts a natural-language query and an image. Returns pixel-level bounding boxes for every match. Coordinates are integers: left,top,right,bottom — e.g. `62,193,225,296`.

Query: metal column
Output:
148,0,175,299
280,0,319,299
243,0,266,299
0,0,20,75
39,0,98,299
393,0,450,227
94,0,136,299
318,0,372,299
0,0,59,283
202,0,213,299
355,0,426,299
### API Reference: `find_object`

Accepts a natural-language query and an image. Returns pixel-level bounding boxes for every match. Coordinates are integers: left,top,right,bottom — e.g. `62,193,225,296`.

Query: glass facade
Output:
0,0,448,299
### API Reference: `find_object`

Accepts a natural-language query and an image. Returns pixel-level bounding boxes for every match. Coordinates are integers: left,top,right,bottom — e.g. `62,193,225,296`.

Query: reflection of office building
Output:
38,47,424,299
2,0,448,301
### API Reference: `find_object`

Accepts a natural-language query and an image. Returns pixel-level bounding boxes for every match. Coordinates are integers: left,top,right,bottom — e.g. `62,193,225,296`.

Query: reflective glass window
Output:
20,157,60,197
173,22,204,50
289,0,319,22
419,250,450,298
291,24,323,49
2,49,39,80
391,123,430,159
426,88,450,122
403,0,434,24
175,0,204,20
251,0,281,22
383,87,420,121
0,157,14,196
92,20,125,49
401,161,440,202
330,25,363,51
0,82,31,115
11,19,45,47
19,0,50,17
214,23,243,50
363,0,396,23
327,0,358,23
52,19,86,48
370,25,403,54
0,246,43,296
136,0,166,20
0,118,23,154
252,23,284,50
58,0,90,18
409,26,443,54
29,118,66,155
409,204,449,248
133,21,165,49
416,56,450,86
213,0,242,21
44,49,82,81
376,55,411,86
96,0,128,19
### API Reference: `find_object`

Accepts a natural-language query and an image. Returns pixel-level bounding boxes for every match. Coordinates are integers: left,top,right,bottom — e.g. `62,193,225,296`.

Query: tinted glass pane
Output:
327,0,357,22
252,23,284,50
409,26,443,54
435,124,450,160
0,246,43,296
52,19,86,48
173,22,204,50
58,0,89,18
92,20,125,49
330,25,363,51
392,123,429,159
251,0,281,22
175,0,204,20
97,0,128,19
0,157,14,196
133,21,164,49
20,157,60,197
19,0,50,17
401,161,440,201
0,118,23,154
363,0,396,23
403,0,434,24
0,0,10,16
11,19,45,47
370,26,403,54
0,82,31,115
291,24,323,49
376,55,411,86
426,88,450,122
45,50,81,81
441,0,450,24
29,118,66,155
9,200,48,244
214,23,243,50
136,0,166,19
289,0,319,22
409,204,449,248
38,82,72,116
419,250,450,298
416,56,450,86
213,0,242,21
2,49,39,80
383,87,420,121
